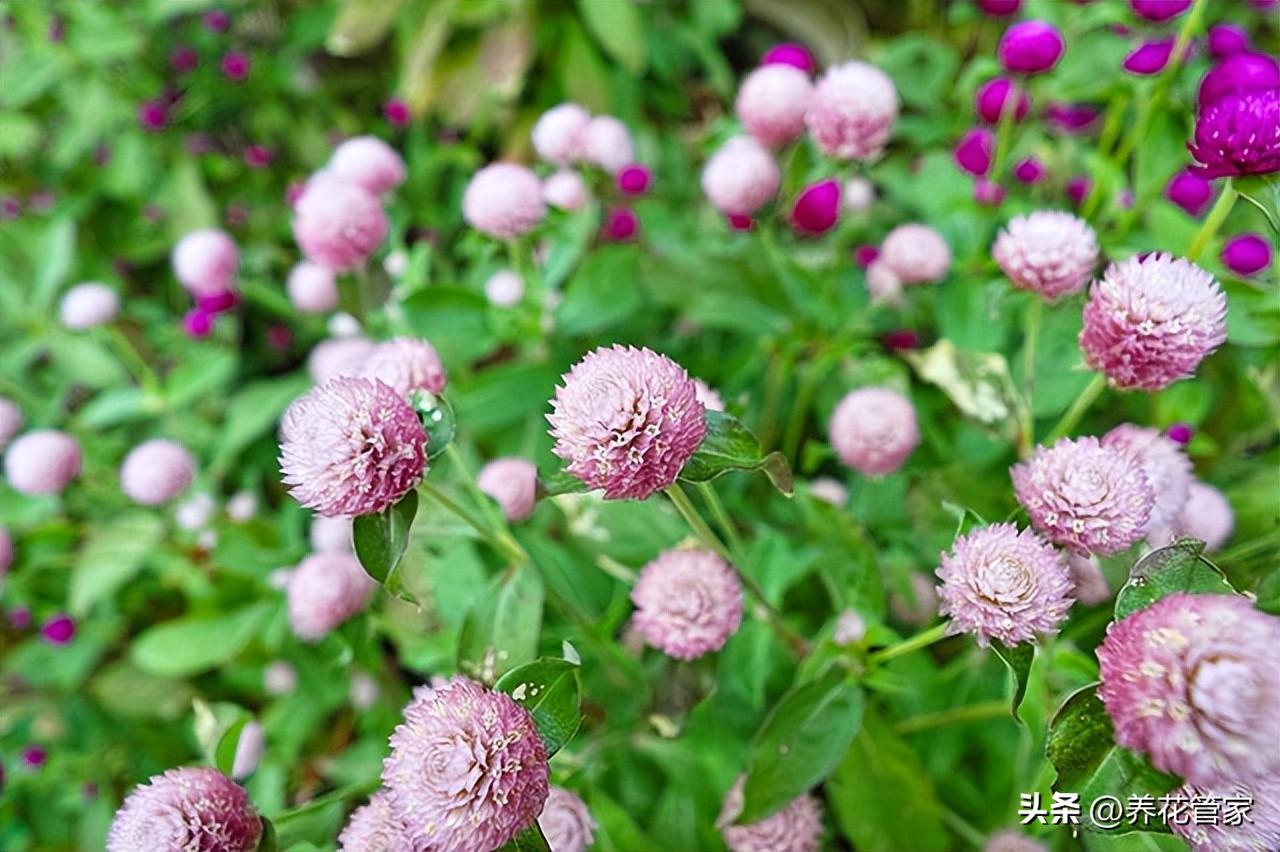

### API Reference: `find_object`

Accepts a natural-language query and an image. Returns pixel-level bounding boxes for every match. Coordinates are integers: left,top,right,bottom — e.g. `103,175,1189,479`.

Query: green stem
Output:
1018,297,1044,457
781,357,825,464
420,480,527,566
595,555,637,585
103,326,162,398
940,806,990,851
1045,373,1107,444
445,443,507,532
274,777,380,826
869,622,950,665
893,700,1009,735
1186,180,1237,263
988,91,1020,183
697,481,745,558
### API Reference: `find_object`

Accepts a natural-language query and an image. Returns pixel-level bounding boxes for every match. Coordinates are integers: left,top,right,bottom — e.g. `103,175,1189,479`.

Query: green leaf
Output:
575,0,646,74
679,410,794,496
353,490,419,584
738,667,864,824
69,513,165,616
402,287,496,364
537,467,590,498
1113,539,1236,620
1256,569,1280,616
210,374,311,474
457,565,544,683
412,394,456,460
33,219,75,312
557,244,643,335
257,817,278,852
131,604,271,678
992,641,1034,724
497,823,552,852
192,698,250,774
326,0,408,56
494,658,582,756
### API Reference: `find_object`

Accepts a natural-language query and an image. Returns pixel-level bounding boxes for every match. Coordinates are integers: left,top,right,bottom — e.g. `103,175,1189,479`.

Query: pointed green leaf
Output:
494,657,582,756
457,565,544,683
992,640,1034,723
497,823,552,852
353,490,419,584
1114,539,1235,620
680,410,794,496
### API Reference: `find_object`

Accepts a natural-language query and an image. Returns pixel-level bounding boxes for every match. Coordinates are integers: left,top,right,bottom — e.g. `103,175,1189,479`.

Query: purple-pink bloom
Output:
736,64,813,148
1159,480,1234,551
4,430,81,495
170,45,198,73
805,61,899,161
790,179,841,235
1124,38,1174,76
138,100,167,131
338,790,413,852
173,228,238,297
992,210,1099,301
1164,169,1213,215
1065,176,1091,206
617,164,652,196
0,397,22,450
701,136,780,216
1101,424,1192,534
477,458,538,522
220,51,249,81
287,261,339,313
41,614,75,645
1013,157,1046,184
975,77,1030,124
1220,232,1271,275
384,98,410,128
976,0,1022,16
293,175,389,271
286,551,375,641
539,786,596,852
329,136,407,195
1189,90,1280,178
998,21,1065,75
1129,0,1191,20
1170,777,1280,852
829,387,919,476
531,103,591,166
718,776,823,852
1166,422,1193,445
630,548,743,660
22,745,46,768
602,206,639,241
357,337,447,399
183,308,215,339
1198,52,1280,109
107,767,261,852
954,127,994,176
762,43,815,74
584,116,634,174
120,439,196,506
880,223,952,284
543,170,589,211
462,163,547,239
0,524,11,576
974,179,1005,206
1207,24,1249,60
1046,103,1100,134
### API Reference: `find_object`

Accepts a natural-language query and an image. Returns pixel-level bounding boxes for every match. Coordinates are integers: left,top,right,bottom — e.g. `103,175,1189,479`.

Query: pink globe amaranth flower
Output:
107,767,261,852
865,258,904,305
762,42,815,74
976,0,1022,15
286,261,339,314
992,210,1099,300
1220,232,1271,276
1169,776,1280,852
0,398,23,450
484,269,524,307
1189,89,1280,178
1102,424,1191,534
357,337,448,398
310,514,352,553
183,308,215,339
0,525,12,575
1165,168,1212,215
338,790,414,852
532,103,591,165
264,661,297,695
548,345,706,500
138,100,167,131
477,458,538,522
120,439,196,506
328,136,407,195
936,523,1073,647
1013,157,1046,184
1080,253,1227,391
286,551,374,641
203,9,230,32
172,228,238,296
220,51,249,81
602,206,639,241
736,64,813,148
1207,24,1249,60
59,282,119,329
617,163,652,196
1130,0,1191,20
853,244,879,267
308,337,374,384
1012,437,1154,555
41,613,75,644
243,145,271,169
1124,37,1174,76
1065,176,1092,206
974,179,1005,206
631,548,743,659
1047,102,1100,135
542,170,589,211
462,163,546,239
954,127,994,176
790,179,841,235
829,387,919,476
583,116,634,174
1098,593,1280,786
718,776,823,852
279,377,427,517
975,77,1030,124
384,98,411,127
293,175,389,271
806,61,898,161
170,45,198,73
810,477,849,507
539,786,596,852
701,136,780,216
984,830,1048,852
1066,552,1110,606
1166,480,1234,551
1166,422,1193,445
693,378,725,412
196,288,237,315
880,223,952,284
1198,53,1280,109
833,608,866,644
4,430,81,495
727,212,754,231
998,21,1065,75
842,176,874,213
382,677,549,852
881,328,920,351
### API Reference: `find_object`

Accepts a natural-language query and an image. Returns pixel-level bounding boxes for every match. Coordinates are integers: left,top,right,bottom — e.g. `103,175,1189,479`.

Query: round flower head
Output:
954,127,993,176
172,228,238,296
292,175,388,272
1130,0,1190,20
463,163,546,239
880,223,951,284
975,77,1030,124
630,548,743,660
264,661,297,696
279,376,427,517
762,42,815,73
1189,90,1280,178
1124,38,1174,76
542,169,589,211
809,476,848,507
539,786,596,852
843,176,875,212
1101,424,1191,534
829,387,919,476
1066,552,1111,606
701,136,780,216
548,345,706,500
992,211,1098,300
120,439,196,506
1207,24,1250,61
833,609,867,646
865,259,904,306
1097,593,1280,786
736,64,813,148
976,0,1022,15
328,136,407,195
106,767,261,852
790,179,841,235
936,524,1073,647
484,269,525,307
1172,481,1234,551
583,116,634,174
1198,53,1280,109
998,21,1065,75
1169,776,1280,852
339,790,414,852
286,551,375,641
308,337,374,384
532,103,591,165
357,337,447,398
1165,169,1213,216
382,677,549,851
1220,233,1271,276
287,261,339,314
5,430,82,495
718,776,823,852
60,283,119,329
805,61,899,161
477,457,538,522
1079,253,1227,391
0,398,22,449
310,514,352,553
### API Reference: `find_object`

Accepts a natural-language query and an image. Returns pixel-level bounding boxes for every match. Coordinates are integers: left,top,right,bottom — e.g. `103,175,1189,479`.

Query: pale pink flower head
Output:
583,116,634,174
1080,254,1227,391
1097,594,1280,786
120,439,196,506
984,830,1048,852
736,64,813,148
842,176,875,213
286,551,375,641
339,790,413,852
693,379,725,412
880,223,951,284
172,228,238,297
538,786,596,852
308,337,374,384
60,283,119,329
484,269,525,307
542,169,589,211
1163,480,1234,551
805,60,899,161
864,259,903,305
992,211,1099,300
106,767,261,852
532,103,591,165
630,548,743,660
5,430,82,495
0,398,22,449
1169,776,1280,852
357,337,447,398
328,136,407,195
1011,437,1153,555
701,136,780,216
292,175,388,272
1066,552,1111,606
382,677,549,851
829,387,919,476
717,776,823,852
809,476,848,507
279,377,427,517
310,514,352,553
833,609,866,645
286,261,339,314
548,345,706,500
1101,424,1192,534
936,523,1073,647
477,457,538,522
463,163,546,239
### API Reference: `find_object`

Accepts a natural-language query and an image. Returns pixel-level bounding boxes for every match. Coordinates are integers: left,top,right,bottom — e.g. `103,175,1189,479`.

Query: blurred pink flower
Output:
880,223,951,284
338,790,413,852
462,163,546,238
287,262,339,313
172,228,238,296
631,548,743,659
1102,424,1192,534
718,776,823,852
120,439,196,506
702,136,780,216
805,61,899,161
538,786,596,852
60,283,119,329
542,170,589,211
293,175,388,271
762,43,815,74
107,767,261,852
357,337,447,398
4,430,82,495
477,458,538,522
583,116,634,174
329,136,407,195
998,21,1065,75
286,551,375,641
992,210,1098,300
736,64,813,148
829,387,919,476
790,179,841,235
532,103,591,165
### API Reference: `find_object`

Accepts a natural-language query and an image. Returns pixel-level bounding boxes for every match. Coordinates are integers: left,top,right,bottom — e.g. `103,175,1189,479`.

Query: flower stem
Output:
868,622,950,665
1018,297,1044,457
1045,373,1107,444
1185,179,1237,263
420,480,527,566
445,443,507,531
893,700,1010,735
696,481,746,558
103,326,162,398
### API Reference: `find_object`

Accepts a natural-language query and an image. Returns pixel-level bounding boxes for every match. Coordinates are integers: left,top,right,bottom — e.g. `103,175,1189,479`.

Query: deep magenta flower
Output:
998,21,1065,75
1207,24,1249,60
630,548,743,659
539,787,596,852
1164,169,1212,215
736,64,813,148
329,136,407,195
881,223,952,284
829,386,919,476
1098,594,1280,786
718,776,823,852
1013,157,1046,184
992,211,1099,300
762,42,815,74
531,103,591,165
805,61,899,160
1124,38,1174,76
790,179,841,234
120,439,196,506
1197,52,1279,108
1102,424,1191,535
5,430,81,495
975,77,1030,124
476,458,538,522
954,127,994,176
138,100,167,131
286,551,375,641
183,308,215,339
1130,0,1190,20
383,98,410,128
701,136,780,216
41,614,75,644
462,163,546,239
602,207,639,241
617,164,652,196
1046,103,1100,135
976,0,1022,16
1189,89,1280,178
170,45,198,73
338,791,412,852
357,337,447,399
1220,233,1271,276
220,51,249,82
107,767,261,852
548,346,706,500
974,179,1005,206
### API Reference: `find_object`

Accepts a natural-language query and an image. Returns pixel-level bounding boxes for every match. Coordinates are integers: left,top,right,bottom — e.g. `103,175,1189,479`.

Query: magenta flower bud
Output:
1129,0,1191,21
865,259,903,305
583,116,634,174
1065,176,1091,206
602,206,639,241
701,136,780,216
0,525,11,576
762,42,815,74
617,163,652,196
532,103,590,165
137,100,167,132
881,328,920,351
220,51,249,82
718,777,823,852
242,145,271,168
182,308,214,339
954,127,994,176
992,210,1099,300
170,45,198,73
484,269,524,307
338,791,413,852
736,64,813,147
1166,422,1193,444
59,283,119,329
286,262,338,313
121,439,195,506
1164,169,1212,215
1046,102,1100,134
293,175,388,270
1102,423,1192,533
631,549,743,659
539,786,596,852
173,228,238,297
974,179,1005,205
1124,38,1174,76
806,61,899,161
975,77,1030,124
329,136,407,195
202,9,230,32
881,223,952,284
22,746,46,768
727,212,753,230
853,244,879,267
0,398,22,450
477,458,538,522
382,98,410,129
462,163,546,239
286,551,374,641
542,169,589,211
1198,52,1280,109
1207,24,1249,60
1190,89,1280,178
1220,232,1271,275
9,606,31,629
1013,157,1046,184
998,21,1065,75
790,178,841,235
108,767,260,852
41,613,76,645
976,0,1022,15
830,387,919,476
5,430,81,495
